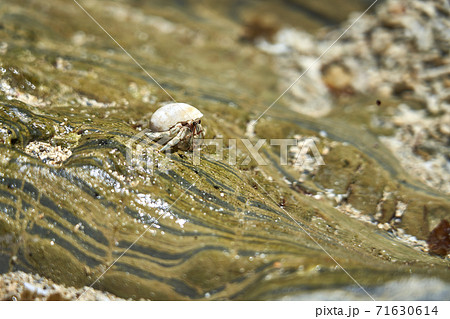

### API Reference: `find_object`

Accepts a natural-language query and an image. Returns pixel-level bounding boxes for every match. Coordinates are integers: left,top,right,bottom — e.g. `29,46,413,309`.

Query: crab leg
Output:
159,126,190,152
144,131,170,140
145,124,182,145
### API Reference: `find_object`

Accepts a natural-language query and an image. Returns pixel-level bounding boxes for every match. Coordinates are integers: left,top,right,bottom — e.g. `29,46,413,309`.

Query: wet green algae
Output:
1,97,449,300
254,112,450,240
0,0,449,300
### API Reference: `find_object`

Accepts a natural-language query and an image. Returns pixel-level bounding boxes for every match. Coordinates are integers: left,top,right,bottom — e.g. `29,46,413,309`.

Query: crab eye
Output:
198,119,201,124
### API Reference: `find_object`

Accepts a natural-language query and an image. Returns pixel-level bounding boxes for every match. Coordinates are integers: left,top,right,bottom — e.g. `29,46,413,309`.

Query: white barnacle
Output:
146,103,204,151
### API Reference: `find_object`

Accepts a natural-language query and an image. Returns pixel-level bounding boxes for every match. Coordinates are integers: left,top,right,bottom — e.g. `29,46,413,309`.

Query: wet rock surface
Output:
427,219,450,257
261,0,450,194
0,0,448,300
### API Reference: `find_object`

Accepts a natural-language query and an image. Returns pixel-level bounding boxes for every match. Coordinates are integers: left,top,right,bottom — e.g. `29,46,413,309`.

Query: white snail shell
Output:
149,103,203,132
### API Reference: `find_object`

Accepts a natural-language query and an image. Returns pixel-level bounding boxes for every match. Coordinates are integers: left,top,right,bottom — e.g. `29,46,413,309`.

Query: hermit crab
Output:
145,103,204,151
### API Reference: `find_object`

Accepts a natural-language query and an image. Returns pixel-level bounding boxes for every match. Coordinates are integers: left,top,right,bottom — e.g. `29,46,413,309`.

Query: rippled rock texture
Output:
0,0,448,300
